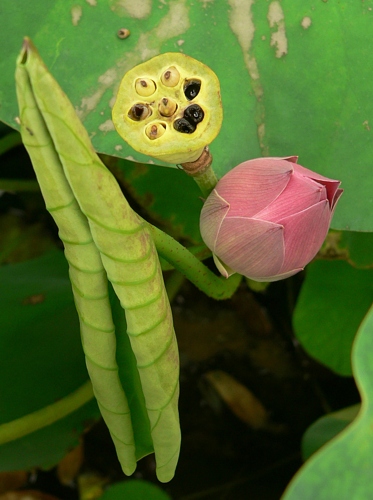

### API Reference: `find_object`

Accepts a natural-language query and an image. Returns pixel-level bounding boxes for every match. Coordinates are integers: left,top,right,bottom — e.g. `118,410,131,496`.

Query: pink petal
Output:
255,267,304,282
258,156,298,163
278,200,331,273
255,173,327,222
212,254,236,278
215,158,293,217
330,188,343,212
215,217,285,279
200,189,230,251
293,164,342,208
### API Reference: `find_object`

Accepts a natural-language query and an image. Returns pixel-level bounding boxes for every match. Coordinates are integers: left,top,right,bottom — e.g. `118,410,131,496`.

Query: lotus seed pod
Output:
112,53,223,164
135,78,156,97
161,66,180,87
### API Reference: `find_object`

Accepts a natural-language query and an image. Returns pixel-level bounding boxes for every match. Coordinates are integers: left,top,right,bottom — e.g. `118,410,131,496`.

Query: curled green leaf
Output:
15,38,180,482
15,41,137,476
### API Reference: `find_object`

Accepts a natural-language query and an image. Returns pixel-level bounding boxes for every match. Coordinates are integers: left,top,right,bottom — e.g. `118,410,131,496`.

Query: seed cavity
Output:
184,104,204,124
173,118,196,134
128,103,151,121
161,66,180,87
135,78,156,97
158,97,178,117
146,122,166,140
183,79,201,100
174,104,204,134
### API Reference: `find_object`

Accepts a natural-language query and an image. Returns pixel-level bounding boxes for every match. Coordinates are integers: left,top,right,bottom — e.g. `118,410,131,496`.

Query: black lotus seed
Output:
174,118,196,134
184,104,204,124
184,79,201,100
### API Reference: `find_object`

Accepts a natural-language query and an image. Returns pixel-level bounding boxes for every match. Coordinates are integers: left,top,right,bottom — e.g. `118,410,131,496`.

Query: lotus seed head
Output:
135,78,156,97
161,66,180,87
112,52,223,164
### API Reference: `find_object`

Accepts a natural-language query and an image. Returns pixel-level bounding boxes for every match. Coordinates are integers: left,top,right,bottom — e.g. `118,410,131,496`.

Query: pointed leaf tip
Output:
18,37,34,66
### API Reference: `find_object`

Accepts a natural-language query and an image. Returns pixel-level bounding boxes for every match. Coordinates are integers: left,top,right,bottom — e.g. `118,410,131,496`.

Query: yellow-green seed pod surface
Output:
112,53,223,165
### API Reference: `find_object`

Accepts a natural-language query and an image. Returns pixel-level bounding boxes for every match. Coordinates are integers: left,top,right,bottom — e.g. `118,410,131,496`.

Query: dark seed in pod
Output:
183,79,201,100
128,103,149,121
174,118,196,134
184,104,204,124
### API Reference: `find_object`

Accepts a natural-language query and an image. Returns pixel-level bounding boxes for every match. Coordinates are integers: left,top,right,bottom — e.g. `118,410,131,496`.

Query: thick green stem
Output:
0,380,94,445
181,146,219,198
148,222,242,300
191,166,219,198
159,243,211,271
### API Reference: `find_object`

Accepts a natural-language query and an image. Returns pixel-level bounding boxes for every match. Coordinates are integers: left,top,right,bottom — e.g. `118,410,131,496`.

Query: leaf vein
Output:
84,352,118,371
137,331,173,369
127,309,168,338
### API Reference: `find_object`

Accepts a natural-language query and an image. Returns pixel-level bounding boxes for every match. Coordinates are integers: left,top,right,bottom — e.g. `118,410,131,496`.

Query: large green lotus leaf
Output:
0,398,99,472
117,158,203,242
316,230,373,274
1,1,372,232
100,479,171,500
0,251,100,470
251,0,373,232
301,404,360,462
293,260,373,376
282,304,373,499
338,231,373,269
0,212,56,264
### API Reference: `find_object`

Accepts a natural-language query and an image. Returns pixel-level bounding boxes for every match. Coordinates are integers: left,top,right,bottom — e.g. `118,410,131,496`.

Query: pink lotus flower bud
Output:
200,157,343,282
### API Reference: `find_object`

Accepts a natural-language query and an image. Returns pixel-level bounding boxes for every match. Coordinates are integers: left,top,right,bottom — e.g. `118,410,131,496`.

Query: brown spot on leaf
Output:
117,28,130,39
22,294,45,305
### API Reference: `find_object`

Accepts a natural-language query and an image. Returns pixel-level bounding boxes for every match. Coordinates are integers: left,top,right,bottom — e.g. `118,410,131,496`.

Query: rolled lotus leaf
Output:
15,45,137,476
15,38,180,483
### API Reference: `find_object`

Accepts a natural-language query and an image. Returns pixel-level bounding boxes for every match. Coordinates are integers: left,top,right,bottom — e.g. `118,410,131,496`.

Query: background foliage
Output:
1,0,373,235
1,1,373,498
0,251,100,470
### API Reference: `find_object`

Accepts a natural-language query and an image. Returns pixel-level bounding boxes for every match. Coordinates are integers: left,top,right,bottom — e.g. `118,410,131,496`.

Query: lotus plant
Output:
200,156,343,282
